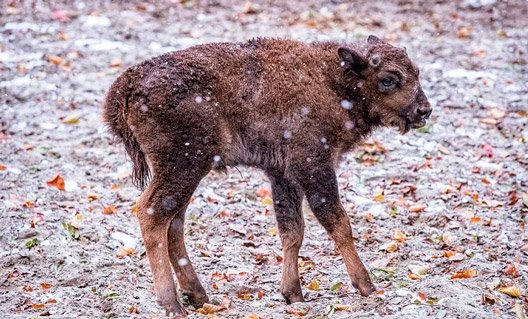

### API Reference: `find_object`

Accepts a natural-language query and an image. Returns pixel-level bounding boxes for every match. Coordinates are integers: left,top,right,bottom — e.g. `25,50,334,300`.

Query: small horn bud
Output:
369,54,381,67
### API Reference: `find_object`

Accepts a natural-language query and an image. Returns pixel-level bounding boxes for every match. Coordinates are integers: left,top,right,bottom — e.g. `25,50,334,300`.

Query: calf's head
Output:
338,35,432,134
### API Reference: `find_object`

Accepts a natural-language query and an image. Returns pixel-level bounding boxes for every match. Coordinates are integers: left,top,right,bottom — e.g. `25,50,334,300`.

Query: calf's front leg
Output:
294,165,376,296
268,172,305,303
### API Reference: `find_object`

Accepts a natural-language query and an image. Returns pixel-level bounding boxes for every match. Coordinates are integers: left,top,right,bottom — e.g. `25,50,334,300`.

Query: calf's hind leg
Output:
137,178,188,316
268,172,305,303
168,203,209,307
138,163,211,315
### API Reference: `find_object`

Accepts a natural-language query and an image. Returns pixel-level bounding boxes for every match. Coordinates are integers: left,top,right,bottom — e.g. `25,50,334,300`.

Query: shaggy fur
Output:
103,36,431,316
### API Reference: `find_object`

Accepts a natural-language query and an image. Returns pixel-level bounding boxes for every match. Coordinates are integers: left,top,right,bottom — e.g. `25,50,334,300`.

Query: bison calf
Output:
104,36,431,316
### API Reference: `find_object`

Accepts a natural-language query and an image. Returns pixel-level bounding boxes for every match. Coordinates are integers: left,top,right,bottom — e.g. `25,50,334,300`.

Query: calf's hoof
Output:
281,287,305,304
182,290,209,308
356,281,376,297
159,299,187,317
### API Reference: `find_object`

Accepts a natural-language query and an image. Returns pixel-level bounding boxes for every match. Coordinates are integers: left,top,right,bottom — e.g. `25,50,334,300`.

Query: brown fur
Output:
103,36,431,316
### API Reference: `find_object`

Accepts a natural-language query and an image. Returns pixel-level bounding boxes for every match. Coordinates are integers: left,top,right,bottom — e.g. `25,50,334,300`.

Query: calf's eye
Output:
381,78,395,87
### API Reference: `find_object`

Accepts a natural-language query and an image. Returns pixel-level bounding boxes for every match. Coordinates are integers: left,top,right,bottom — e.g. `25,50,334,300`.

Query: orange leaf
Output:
47,55,64,65
409,204,427,212
256,188,271,198
0,164,7,170
102,205,117,215
451,269,477,280
196,303,226,314
504,264,519,277
373,191,385,202
245,314,261,319
306,279,320,291
24,201,35,208
40,282,53,290
116,247,136,258
87,193,99,201
46,298,57,304
470,216,482,224
286,307,310,316
47,175,65,191
31,303,46,309
418,291,426,301
393,229,407,242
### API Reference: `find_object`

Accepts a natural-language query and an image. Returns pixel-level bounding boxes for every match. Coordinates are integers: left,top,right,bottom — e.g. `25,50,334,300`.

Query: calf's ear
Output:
367,35,382,44
338,47,368,75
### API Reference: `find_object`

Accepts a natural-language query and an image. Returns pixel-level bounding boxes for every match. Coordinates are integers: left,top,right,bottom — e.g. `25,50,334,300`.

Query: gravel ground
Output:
1,1,527,318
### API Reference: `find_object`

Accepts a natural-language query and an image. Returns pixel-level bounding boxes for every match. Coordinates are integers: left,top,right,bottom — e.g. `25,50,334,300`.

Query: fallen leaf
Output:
334,304,353,311
116,247,136,258
393,229,407,242
268,226,278,236
196,303,226,314
261,197,273,206
46,299,57,304
379,241,398,253
373,191,385,202
31,303,46,309
330,281,343,292
418,291,427,301
40,283,53,290
110,59,122,68
47,55,64,65
23,201,35,208
451,269,477,280
409,204,427,212
448,253,465,262
62,116,80,124
408,264,429,276
256,188,271,197
0,164,6,170
498,286,522,298
438,146,450,155
102,205,117,215
47,175,65,191
306,279,320,291
285,307,310,317
245,314,261,319
504,264,520,277
513,302,526,319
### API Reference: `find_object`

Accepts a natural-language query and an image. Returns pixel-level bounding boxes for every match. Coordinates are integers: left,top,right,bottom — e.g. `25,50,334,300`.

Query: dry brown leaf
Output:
31,303,46,309
451,269,477,280
87,193,99,201
379,240,398,253
245,314,261,319
24,201,35,208
256,188,271,197
373,191,385,202
102,205,117,215
393,229,407,242
498,286,522,298
285,307,310,317
0,164,7,170
438,146,450,155
47,174,65,191
40,282,53,290
46,298,57,304
116,247,136,258
306,279,320,291
409,204,427,212
334,304,353,311
196,303,226,314
47,55,64,65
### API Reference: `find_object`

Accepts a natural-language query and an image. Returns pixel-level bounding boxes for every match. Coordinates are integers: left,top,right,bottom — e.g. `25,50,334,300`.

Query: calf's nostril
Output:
416,107,428,116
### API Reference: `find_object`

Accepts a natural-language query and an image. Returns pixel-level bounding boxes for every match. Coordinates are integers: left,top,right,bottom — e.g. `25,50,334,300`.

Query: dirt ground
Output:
1,0,527,318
